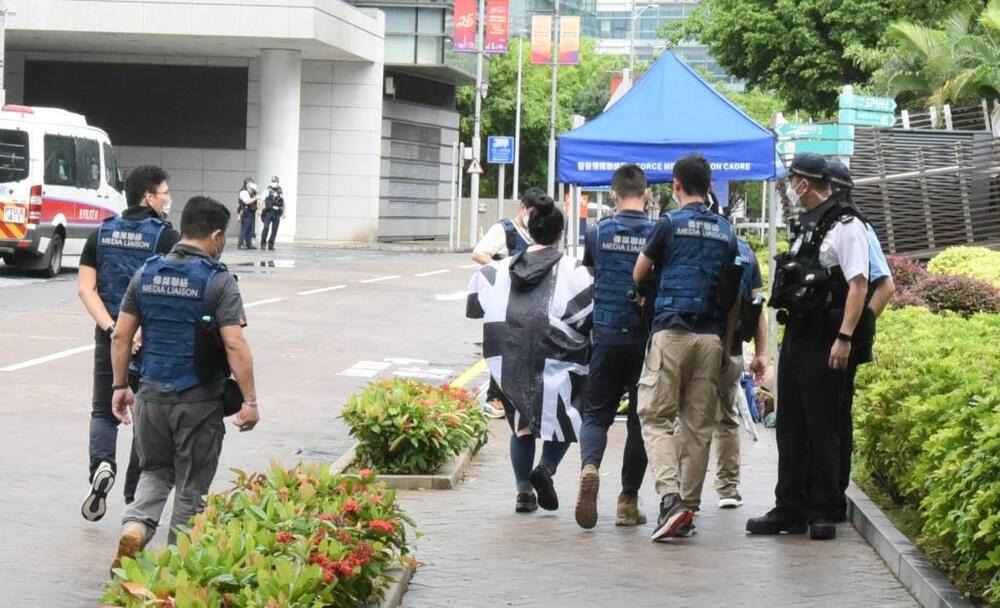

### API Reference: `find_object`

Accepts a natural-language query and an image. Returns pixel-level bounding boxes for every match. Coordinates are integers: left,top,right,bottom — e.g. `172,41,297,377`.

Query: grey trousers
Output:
122,397,225,544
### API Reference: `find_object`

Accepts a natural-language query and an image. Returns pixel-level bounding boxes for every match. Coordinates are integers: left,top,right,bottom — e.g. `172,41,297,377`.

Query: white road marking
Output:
359,275,401,284
459,264,480,269
338,360,392,377
414,269,450,277
393,367,454,381
435,291,467,301
384,358,430,365
0,344,95,372
298,284,346,296
0,277,51,289
245,298,282,308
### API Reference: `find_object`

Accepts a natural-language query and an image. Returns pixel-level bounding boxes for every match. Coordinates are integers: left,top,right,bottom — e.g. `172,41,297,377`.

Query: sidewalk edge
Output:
377,563,416,608
847,483,976,608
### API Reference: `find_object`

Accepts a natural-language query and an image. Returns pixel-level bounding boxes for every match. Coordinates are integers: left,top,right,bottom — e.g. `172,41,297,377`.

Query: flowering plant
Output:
341,378,488,475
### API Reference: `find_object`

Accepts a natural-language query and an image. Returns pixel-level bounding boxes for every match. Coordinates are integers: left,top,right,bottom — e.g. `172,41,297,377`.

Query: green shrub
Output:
915,274,1000,317
104,462,413,607
928,246,1000,288
341,378,488,475
887,255,929,290
854,308,1000,603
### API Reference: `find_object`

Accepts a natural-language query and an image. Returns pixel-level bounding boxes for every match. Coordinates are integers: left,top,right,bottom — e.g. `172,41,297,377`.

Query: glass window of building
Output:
385,7,416,32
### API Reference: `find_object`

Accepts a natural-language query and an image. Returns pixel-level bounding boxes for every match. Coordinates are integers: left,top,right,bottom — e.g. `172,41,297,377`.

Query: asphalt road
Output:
0,246,484,606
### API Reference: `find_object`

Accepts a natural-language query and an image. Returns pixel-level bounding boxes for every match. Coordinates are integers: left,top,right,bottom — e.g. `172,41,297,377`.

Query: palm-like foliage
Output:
876,0,1000,107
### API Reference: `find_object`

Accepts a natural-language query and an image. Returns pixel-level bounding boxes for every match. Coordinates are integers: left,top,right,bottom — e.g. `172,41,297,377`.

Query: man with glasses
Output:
77,166,179,522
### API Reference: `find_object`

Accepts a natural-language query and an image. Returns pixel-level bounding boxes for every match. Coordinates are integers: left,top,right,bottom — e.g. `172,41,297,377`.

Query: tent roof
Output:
558,51,777,185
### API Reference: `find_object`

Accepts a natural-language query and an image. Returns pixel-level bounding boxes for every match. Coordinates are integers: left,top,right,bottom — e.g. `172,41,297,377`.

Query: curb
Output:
289,240,470,253
377,563,416,608
327,442,475,490
847,483,976,608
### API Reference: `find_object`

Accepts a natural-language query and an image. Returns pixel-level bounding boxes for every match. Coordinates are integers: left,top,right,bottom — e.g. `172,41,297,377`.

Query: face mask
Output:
160,198,172,217
213,232,226,260
270,181,279,189
785,182,804,211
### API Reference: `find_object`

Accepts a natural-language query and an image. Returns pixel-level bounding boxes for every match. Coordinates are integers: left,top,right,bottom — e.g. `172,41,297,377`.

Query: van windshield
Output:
0,129,29,184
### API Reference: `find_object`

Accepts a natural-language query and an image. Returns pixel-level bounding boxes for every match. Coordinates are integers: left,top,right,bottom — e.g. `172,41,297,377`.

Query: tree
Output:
662,0,954,114
863,0,1000,106
457,37,623,197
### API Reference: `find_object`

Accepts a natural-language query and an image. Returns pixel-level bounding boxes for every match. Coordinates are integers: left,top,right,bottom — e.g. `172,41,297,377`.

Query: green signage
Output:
838,108,897,128
838,93,897,113
777,140,855,156
775,123,855,140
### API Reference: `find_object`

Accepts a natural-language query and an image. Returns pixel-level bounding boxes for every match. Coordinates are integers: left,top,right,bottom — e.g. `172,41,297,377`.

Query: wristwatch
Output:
111,383,129,390
836,332,853,343
105,323,115,338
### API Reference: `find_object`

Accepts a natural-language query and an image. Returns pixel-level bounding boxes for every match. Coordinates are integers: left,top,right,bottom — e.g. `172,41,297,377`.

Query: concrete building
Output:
5,0,391,243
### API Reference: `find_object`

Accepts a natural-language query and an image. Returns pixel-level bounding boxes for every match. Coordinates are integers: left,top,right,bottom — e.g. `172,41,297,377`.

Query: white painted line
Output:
384,357,430,365
359,275,401,284
298,284,346,296
459,264,480,269
245,298,282,309
414,269,450,277
0,344,95,372
435,291,467,301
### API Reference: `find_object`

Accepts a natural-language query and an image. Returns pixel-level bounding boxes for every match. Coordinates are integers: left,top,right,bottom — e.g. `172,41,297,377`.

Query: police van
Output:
0,105,126,276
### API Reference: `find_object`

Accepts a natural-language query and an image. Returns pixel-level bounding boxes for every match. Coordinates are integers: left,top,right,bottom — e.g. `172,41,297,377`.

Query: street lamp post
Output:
512,32,525,209
629,2,654,78
546,0,560,198
469,0,487,247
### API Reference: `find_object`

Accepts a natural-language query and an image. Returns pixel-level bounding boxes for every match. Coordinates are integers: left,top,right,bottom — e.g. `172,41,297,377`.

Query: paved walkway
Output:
399,419,917,607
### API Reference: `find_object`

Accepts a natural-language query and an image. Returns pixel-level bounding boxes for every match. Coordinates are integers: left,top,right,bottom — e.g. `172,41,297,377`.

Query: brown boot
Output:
110,522,148,576
574,464,600,529
616,494,647,526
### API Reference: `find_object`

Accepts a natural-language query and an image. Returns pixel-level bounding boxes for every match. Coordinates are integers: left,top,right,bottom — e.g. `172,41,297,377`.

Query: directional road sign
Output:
838,108,897,128
777,140,856,156
774,124,855,141
838,93,897,113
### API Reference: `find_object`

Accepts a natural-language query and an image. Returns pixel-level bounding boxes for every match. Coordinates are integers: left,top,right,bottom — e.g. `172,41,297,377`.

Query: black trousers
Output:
90,326,141,502
260,211,280,246
837,363,860,517
579,341,648,496
775,326,848,522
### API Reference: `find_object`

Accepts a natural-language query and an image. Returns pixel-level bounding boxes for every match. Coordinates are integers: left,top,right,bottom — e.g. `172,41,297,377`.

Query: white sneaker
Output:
82,461,116,522
481,400,506,419
718,493,743,509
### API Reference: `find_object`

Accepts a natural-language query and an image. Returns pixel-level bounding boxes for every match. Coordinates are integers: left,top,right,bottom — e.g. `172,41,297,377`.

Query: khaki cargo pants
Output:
637,328,723,509
712,354,744,498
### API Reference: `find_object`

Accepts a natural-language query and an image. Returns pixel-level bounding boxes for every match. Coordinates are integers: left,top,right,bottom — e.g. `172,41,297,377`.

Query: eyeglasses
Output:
154,188,171,197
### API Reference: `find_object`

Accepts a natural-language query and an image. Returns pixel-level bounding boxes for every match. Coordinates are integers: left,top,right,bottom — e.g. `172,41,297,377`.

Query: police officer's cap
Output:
826,160,853,189
787,153,829,181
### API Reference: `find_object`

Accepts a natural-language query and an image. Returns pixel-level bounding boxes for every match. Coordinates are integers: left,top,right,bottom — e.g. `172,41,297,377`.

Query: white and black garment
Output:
466,248,593,442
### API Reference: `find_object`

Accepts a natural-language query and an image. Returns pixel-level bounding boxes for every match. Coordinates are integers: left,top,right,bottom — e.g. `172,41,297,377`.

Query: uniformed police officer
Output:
108,196,259,569
77,165,179,522
747,153,872,541
827,160,896,521
471,188,542,265
575,164,655,530
633,153,742,542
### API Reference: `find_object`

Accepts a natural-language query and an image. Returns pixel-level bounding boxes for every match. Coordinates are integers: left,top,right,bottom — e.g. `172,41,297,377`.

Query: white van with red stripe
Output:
0,105,125,276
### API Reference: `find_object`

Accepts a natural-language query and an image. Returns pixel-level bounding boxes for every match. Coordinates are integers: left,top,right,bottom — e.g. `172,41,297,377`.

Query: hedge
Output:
854,307,1000,604
928,246,1000,288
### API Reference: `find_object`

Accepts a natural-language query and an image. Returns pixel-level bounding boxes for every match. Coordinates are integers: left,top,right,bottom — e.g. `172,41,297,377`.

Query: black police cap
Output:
787,153,829,181
827,160,853,189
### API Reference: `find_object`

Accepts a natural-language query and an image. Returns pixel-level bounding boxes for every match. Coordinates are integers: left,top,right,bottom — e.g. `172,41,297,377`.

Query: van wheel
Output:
41,233,64,277
0,253,12,266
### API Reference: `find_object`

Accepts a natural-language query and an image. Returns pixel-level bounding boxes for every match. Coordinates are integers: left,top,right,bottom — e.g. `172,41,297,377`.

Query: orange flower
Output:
359,468,373,480
369,519,395,533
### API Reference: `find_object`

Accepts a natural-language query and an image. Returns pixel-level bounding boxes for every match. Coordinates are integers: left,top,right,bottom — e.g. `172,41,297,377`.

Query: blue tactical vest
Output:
655,204,735,318
137,255,228,393
736,238,757,298
96,216,166,317
593,214,654,331
500,218,530,257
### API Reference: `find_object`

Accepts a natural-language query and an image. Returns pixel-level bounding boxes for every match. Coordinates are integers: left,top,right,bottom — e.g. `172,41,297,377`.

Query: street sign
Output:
774,123,855,141
487,136,515,164
838,93,897,113
466,158,484,174
838,108,897,128
777,140,855,156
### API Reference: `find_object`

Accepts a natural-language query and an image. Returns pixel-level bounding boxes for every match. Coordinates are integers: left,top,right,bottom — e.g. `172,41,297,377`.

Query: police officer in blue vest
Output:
575,164,655,530
471,188,542,265
77,166,179,522
634,153,743,542
108,196,259,569
827,160,896,521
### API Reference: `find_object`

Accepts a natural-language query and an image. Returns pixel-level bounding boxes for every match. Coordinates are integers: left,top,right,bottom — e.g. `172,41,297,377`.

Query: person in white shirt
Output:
237,178,259,250
471,188,544,265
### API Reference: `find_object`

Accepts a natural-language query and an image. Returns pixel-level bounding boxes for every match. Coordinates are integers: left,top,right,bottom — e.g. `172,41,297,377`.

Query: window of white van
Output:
102,142,123,192
44,134,76,186
75,137,101,190
0,129,30,184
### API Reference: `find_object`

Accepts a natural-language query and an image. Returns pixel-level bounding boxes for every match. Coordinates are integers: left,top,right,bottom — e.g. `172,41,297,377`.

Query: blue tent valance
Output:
558,52,777,186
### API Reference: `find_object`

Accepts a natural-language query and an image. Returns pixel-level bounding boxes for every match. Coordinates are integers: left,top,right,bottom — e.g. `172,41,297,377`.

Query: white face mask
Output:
785,182,804,211
161,198,172,217
270,181,279,189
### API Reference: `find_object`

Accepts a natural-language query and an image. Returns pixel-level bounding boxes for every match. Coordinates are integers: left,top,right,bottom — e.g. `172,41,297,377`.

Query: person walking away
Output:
467,194,593,513
108,196,260,570
710,236,768,510
260,176,285,251
632,153,742,542
746,153,872,541
826,160,895,521
574,164,655,529
77,165,180,521
237,178,259,249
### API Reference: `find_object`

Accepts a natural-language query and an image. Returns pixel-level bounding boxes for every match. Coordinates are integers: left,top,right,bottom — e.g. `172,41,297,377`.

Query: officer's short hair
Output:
125,166,169,208
612,164,646,199
180,196,231,239
526,194,563,246
672,153,711,198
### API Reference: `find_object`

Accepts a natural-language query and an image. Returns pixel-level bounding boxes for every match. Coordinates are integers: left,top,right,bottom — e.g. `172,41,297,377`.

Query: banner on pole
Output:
484,0,509,54
453,0,478,53
530,15,552,64
559,16,580,65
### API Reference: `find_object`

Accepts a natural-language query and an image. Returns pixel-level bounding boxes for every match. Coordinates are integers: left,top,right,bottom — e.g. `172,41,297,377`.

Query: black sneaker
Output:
529,465,559,511
746,508,808,535
833,508,848,523
268,244,275,251
718,493,743,509
515,492,538,513
82,461,116,522
650,493,693,542
810,518,837,540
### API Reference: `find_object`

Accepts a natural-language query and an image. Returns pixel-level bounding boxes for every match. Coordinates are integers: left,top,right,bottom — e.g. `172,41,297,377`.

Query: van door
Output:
41,133,78,239
68,136,104,259
100,142,125,214
0,128,31,246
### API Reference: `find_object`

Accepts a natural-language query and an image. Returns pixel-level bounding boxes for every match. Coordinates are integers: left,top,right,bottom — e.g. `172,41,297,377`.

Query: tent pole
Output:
766,180,779,408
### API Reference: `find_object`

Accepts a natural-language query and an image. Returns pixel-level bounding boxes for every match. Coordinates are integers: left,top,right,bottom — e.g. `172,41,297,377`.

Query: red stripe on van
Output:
40,197,117,225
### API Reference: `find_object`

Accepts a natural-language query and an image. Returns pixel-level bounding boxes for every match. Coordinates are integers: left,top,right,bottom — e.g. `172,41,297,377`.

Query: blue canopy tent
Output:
558,51,777,186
